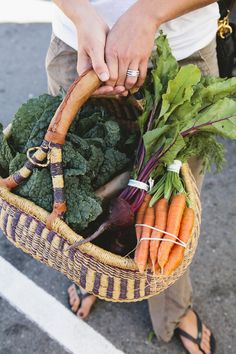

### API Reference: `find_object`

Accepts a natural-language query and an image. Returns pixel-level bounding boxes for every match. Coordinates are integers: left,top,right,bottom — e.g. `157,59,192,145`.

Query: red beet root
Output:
68,198,134,249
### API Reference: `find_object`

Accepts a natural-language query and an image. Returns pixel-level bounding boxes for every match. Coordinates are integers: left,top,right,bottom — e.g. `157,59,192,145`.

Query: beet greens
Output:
71,33,236,247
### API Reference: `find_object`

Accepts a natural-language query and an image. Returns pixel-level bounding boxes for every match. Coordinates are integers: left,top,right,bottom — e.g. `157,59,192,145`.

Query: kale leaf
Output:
14,169,103,232
11,94,61,151
64,176,102,232
9,152,27,174
63,141,88,176
94,148,130,188
104,120,120,147
15,168,53,212
0,123,14,176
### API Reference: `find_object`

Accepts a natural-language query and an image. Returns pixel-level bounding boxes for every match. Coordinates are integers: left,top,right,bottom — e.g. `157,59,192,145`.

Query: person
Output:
46,1,220,353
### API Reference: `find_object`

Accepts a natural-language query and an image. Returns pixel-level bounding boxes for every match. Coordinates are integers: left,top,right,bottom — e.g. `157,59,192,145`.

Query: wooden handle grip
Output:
45,70,101,144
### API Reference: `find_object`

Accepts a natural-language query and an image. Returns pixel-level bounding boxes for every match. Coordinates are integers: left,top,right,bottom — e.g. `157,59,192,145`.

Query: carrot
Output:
135,206,155,274
150,198,168,271
158,193,186,271
154,261,160,274
135,193,152,242
148,257,152,269
164,208,195,275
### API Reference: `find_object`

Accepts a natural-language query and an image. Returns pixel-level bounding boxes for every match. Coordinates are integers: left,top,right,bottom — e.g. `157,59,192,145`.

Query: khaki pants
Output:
45,34,219,342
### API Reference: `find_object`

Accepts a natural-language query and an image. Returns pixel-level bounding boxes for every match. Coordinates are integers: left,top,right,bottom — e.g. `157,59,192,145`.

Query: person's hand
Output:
104,1,159,93
75,6,109,95
75,4,126,96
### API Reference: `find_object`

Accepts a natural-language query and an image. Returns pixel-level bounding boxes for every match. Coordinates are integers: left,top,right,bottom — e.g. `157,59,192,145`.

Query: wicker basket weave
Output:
0,72,201,302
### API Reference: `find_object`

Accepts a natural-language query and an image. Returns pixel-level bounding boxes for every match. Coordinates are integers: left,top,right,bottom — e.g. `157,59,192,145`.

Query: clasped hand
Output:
76,2,158,96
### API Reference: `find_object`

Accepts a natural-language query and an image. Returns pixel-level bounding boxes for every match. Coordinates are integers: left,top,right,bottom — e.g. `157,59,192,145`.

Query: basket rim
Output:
0,121,202,302
0,162,201,272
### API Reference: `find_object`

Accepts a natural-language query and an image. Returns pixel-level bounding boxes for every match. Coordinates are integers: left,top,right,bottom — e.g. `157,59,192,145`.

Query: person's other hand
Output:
75,5,126,96
104,1,158,93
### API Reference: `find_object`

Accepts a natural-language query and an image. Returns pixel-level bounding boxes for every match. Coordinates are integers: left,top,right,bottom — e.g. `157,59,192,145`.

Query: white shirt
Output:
52,1,219,61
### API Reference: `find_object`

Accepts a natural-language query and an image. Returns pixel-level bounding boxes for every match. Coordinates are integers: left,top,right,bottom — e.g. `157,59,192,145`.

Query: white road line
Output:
0,256,124,354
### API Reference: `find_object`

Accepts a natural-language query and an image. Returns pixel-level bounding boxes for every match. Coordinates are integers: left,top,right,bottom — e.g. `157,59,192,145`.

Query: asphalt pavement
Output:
0,11,236,354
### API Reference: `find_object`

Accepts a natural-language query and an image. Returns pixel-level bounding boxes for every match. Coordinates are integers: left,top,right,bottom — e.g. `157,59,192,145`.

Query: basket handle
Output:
45,70,101,145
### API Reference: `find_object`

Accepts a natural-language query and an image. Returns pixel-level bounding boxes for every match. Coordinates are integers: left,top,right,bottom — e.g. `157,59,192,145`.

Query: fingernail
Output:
99,72,109,81
115,87,125,93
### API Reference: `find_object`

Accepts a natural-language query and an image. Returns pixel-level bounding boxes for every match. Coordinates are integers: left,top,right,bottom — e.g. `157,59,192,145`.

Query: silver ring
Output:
126,69,140,78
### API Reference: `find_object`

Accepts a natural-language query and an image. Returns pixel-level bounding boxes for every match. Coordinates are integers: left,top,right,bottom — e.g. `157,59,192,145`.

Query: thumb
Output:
77,51,92,76
90,49,109,82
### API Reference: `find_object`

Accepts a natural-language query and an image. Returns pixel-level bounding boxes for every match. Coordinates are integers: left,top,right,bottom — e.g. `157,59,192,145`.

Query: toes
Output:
201,327,211,354
69,293,77,306
68,285,81,312
71,298,81,313
68,284,76,294
77,295,96,320
203,324,211,336
77,308,86,319
201,340,210,354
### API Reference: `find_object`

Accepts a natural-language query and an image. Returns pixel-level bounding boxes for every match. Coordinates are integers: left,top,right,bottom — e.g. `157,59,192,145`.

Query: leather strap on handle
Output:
45,70,101,144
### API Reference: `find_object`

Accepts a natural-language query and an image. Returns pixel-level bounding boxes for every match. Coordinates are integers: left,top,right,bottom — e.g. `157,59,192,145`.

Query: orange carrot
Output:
154,261,160,274
158,193,186,271
164,208,195,275
135,206,155,274
148,257,152,269
150,198,168,270
135,193,152,242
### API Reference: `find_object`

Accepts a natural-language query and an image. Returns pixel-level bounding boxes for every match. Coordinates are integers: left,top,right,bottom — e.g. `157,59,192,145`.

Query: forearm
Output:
136,0,217,27
53,0,96,25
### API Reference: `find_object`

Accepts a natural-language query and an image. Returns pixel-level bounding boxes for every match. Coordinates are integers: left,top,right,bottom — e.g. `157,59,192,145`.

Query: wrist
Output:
70,1,95,26
55,0,94,26
135,0,164,28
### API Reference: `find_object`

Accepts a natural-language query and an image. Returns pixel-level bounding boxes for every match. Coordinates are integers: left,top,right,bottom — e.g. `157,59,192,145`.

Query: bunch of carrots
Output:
134,193,195,275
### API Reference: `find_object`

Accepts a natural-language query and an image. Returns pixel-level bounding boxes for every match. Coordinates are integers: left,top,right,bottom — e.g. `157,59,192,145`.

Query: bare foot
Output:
68,284,97,319
177,309,213,354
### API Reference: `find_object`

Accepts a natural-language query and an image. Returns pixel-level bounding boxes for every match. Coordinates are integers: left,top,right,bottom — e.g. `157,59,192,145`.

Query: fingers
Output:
77,49,109,82
77,51,92,76
92,86,128,96
92,86,114,96
81,49,147,97
124,60,140,90
135,60,148,89
115,58,128,88
105,51,119,87
90,47,110,82
117,59,147,92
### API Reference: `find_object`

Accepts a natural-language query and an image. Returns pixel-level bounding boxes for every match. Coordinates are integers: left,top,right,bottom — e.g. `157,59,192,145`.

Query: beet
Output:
68,198,134,249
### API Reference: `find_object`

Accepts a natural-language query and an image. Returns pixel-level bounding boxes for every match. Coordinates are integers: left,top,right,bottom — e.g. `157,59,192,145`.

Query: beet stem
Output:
181,114,236,137
67,222,111,249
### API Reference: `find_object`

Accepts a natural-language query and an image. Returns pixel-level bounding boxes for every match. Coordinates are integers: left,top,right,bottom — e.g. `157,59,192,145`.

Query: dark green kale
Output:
3,92,135,232
11,94,61,151
86,145,104,179
94,148,130,189
25,99,61,150
75,112,102,136
14,169,102,232
63,141,88,176
104,120,120,147
0,123,14,176
9,152,27,174
64,176,102,232
15,168,53,212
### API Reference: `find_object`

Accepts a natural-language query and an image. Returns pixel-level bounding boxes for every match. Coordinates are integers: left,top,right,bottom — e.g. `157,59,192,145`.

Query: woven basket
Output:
0,71,201,302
